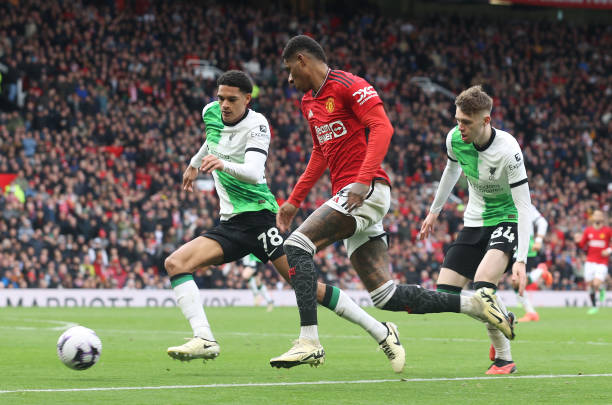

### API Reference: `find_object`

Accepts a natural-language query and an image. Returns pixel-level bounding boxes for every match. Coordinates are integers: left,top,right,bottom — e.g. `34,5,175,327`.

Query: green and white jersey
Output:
190,101,278,220
446,126,528,227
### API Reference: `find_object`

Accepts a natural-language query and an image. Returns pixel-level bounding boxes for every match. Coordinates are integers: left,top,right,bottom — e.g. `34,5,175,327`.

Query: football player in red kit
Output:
270,35,514,370
574,210,611,314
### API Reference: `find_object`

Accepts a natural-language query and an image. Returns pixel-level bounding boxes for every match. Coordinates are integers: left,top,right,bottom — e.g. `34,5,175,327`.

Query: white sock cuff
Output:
369,280,396,308
285,231,317,255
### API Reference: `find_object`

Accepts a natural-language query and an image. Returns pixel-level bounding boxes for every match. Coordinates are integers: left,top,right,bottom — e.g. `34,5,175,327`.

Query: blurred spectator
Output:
0,0,610,292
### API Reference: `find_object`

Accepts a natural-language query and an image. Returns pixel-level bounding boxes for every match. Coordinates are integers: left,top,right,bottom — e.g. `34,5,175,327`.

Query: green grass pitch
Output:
1,306,611,404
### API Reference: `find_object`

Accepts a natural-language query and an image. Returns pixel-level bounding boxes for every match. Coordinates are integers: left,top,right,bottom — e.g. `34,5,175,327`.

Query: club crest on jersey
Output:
325,97,335,113
488,167,497,180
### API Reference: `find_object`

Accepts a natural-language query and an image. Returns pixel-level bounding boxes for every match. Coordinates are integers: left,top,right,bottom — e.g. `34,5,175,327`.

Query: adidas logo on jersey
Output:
308,109,314,119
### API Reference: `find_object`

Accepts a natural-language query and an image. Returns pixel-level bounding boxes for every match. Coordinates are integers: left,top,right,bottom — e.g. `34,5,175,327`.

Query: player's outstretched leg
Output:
369,280,515,339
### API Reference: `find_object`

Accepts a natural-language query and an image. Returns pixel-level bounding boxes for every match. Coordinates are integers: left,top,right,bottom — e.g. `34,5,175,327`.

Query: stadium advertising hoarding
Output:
1,289,611,308
505,0,612,8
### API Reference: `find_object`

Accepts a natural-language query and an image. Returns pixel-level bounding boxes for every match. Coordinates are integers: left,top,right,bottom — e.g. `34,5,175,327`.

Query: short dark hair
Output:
282,35,327,63
216,70,253,94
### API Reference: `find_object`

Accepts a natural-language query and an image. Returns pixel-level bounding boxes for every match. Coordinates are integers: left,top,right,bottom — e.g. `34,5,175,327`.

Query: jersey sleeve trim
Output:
447,154,457,162
510,178,528,188
245,147,267,156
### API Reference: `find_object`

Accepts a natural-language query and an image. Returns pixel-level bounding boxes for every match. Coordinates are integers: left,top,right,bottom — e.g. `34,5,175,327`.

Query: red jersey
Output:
295,69,390,198
577,226,612,265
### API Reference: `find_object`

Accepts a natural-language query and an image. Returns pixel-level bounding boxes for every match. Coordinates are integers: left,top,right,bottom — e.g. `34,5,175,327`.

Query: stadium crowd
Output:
0,0,610,292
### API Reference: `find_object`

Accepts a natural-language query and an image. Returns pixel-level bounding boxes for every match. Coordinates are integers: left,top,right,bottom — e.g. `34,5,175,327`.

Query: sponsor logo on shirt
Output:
352,86,378,106
325,97,335,113
314,120,347,144
468,177,503,194
508,161,523,172
209,147,231,160
250,130,269,139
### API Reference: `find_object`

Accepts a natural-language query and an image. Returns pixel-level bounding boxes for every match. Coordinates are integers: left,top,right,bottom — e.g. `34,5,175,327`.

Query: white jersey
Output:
446,126,528,227
190,101,278,220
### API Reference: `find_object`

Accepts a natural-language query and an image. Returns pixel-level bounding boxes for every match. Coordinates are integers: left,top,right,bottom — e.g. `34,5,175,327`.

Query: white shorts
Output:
325,182,390,257
584,261,608,283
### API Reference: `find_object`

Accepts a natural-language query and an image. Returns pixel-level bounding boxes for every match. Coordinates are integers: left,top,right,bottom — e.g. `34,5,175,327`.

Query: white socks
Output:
174,279,215,341
334,288,387,342
248,277,273,304
459,292,478,317
259,283,273,304
299,325,319,343
517,293,536,313
248,277,259,296
487,324,512,361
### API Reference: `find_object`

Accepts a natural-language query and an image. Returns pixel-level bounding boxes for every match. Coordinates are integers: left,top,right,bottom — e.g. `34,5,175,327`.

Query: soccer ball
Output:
57,326,102,370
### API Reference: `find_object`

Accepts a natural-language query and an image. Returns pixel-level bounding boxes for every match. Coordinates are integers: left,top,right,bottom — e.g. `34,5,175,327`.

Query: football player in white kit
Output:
419,85,531,374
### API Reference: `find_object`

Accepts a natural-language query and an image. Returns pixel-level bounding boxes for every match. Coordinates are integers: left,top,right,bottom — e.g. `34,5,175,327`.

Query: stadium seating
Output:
0,1,610,292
